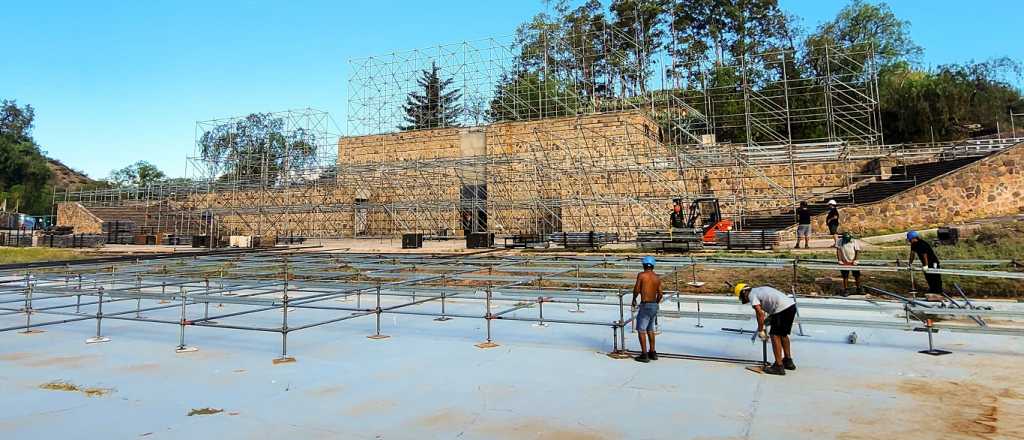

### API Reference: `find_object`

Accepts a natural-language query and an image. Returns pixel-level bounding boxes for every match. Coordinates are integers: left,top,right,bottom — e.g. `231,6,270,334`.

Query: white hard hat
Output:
828,200,837,205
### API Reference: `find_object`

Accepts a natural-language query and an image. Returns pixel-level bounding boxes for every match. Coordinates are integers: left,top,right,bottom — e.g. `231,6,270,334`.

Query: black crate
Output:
937,227,959,245
402,233,424,249
466,232,495,249
192,235,209,248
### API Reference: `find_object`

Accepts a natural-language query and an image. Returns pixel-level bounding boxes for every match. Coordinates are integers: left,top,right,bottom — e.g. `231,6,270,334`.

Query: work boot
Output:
634,353,650,363
649,350,658,361
783,357,796,370
764,364,786,376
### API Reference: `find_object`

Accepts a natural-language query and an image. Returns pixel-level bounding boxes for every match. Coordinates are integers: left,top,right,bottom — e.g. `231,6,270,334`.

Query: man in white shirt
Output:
835,231,863,295
735,284,797,376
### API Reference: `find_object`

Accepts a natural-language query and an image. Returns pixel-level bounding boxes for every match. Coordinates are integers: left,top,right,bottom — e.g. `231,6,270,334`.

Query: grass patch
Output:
39,380,114,397
188,407,224,416
0,248,86,265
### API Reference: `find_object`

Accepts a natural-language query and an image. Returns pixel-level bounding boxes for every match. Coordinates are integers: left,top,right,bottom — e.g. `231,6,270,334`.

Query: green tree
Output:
609,0,667,95
667,0,793,68
803,0,922,75
561,0,610,101
880,59,1023,143
0,100,36,142
199,113,317,182
488,71,582,122
0,100,53,215
400,62,463,130
108,161,167,187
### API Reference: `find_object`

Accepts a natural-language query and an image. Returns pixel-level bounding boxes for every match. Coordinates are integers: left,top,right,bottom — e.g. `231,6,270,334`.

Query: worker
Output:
631,256,663,363
795,201,811,249
735,283,797,376
907,230,942,294
835,231,862,295
670,201,686,229
826,200,840,237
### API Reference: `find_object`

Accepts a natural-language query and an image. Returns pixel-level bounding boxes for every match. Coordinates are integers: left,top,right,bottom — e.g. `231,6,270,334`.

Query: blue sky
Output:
4,1,1022,179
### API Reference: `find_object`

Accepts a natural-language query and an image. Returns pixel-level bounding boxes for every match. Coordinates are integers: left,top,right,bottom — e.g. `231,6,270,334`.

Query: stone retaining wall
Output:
808,143,1024,234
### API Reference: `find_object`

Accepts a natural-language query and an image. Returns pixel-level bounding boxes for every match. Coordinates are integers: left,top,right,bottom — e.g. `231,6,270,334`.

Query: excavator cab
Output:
686,197,733,243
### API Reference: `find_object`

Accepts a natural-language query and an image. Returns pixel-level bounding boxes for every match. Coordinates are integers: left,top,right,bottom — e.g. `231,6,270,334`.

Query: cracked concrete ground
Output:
1,294,1022,439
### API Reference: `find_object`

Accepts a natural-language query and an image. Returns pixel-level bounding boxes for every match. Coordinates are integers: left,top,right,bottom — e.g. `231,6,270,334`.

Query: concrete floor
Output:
1,293,1022,439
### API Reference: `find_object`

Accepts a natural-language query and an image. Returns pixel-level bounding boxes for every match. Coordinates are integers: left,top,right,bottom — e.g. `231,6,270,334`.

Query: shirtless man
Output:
631,256,663,363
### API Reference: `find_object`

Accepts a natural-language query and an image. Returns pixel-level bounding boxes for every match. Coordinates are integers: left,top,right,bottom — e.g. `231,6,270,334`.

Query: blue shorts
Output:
636,303,659,333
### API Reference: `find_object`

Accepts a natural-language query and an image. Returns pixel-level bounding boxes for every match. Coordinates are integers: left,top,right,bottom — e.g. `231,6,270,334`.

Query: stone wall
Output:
56,202,102,234
808,143,1024,234
335,110,877,236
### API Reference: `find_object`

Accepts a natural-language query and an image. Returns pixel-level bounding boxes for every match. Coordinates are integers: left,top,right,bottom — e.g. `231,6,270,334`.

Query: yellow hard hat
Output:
734,283,748,297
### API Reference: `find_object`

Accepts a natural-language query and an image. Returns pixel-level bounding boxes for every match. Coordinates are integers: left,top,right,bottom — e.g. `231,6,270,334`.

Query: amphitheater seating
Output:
741,156,985,231
85,205,203,236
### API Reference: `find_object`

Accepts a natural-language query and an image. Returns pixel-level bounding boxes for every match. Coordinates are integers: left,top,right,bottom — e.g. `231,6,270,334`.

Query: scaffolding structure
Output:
54,29,1012,240
2,251,1021,363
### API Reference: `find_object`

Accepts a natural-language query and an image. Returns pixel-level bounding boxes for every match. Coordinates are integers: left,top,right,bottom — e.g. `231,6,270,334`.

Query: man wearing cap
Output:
735,284,797,375
907,230,942,294
826,200,841,237
836,231,863,295
795,201,812,249
670,201,686,229
631,256,663,363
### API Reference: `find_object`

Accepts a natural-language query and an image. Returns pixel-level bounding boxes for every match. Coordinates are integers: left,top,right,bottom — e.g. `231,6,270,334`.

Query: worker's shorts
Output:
768,305,797,337
827,221,839,235
635,302,659,333
840,269,861,278
797,225,811,237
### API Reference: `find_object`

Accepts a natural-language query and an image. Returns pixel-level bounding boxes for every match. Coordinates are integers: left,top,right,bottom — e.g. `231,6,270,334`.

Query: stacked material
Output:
36,233,105,248
550,232,619,249
276,235,307,245
713,230,780,250
0,231,33,247
503,234,550,249
637,228,704,252
164,234,192,246
101,220,136,244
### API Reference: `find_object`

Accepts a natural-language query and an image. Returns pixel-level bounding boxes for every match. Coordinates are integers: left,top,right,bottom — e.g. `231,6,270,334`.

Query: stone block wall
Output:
56,202,103,234
333,110,879,236
808,143,1024,234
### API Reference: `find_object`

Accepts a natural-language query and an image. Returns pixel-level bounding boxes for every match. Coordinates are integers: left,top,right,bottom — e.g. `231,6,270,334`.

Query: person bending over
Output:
736,283,797,376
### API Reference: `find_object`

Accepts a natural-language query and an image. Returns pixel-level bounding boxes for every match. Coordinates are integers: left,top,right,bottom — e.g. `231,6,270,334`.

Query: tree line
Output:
400,0,1023,144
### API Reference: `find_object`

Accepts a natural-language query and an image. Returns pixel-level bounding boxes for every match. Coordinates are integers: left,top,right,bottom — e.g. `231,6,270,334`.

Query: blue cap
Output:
906,230,920,241
641,256,656,267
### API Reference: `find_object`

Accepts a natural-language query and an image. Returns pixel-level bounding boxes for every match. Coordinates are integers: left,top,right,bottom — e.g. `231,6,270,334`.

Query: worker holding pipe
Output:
907,230,943,294
631,256,663,363
735,283,797,376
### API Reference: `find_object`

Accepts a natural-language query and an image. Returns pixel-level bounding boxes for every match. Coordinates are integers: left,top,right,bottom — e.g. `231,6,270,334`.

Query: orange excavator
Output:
685,197,733,244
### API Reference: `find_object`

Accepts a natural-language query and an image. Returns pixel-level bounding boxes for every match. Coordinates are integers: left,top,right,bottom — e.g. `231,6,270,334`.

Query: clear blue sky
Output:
4,1,1022,179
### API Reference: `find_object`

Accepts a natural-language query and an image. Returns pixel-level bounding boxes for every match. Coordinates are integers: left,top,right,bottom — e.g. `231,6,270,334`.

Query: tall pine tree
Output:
400,62,463,130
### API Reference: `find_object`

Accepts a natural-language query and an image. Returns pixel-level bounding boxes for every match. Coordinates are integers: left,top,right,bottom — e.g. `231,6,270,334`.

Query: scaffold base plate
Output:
367,334,390,340
272,356,296,365
475,342,499,349
918,349,952,356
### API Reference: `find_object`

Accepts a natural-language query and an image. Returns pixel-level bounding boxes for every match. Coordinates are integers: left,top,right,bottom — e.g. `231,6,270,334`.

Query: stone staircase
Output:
85,205,203,235
741,156,985,231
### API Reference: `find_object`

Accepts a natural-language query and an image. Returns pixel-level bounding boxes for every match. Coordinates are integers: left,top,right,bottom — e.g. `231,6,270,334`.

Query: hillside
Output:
46,158,94,188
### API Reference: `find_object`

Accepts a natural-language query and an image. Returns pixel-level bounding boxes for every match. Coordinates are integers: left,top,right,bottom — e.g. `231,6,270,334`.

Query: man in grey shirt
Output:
735,284,798,376
835,232,862,295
